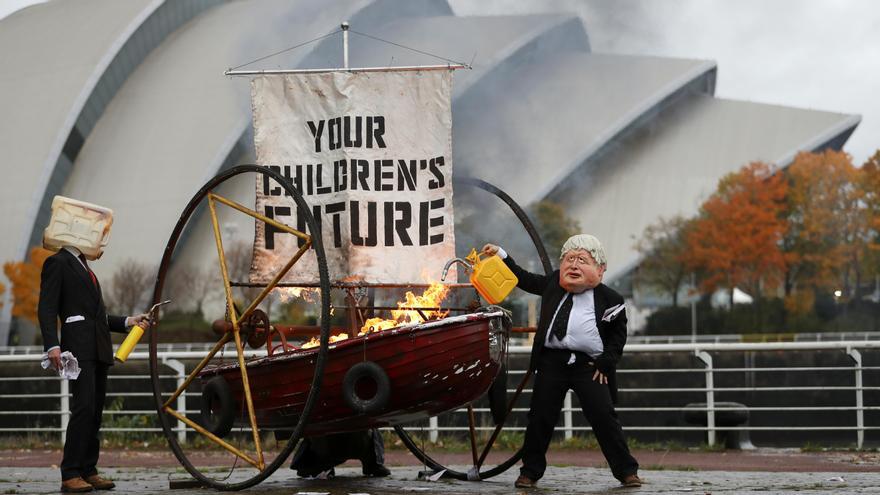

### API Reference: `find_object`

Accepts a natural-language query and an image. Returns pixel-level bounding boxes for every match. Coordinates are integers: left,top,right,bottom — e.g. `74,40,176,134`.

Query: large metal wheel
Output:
394,176,551,480
148,165,332,490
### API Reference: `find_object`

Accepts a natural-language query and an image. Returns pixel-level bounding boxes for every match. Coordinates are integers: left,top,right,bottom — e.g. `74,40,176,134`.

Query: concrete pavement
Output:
0,464,878,494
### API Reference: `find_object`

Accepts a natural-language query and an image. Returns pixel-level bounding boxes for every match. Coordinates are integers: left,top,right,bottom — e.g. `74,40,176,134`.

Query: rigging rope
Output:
228,29,342,71
227,27,472,72
349,29,470,68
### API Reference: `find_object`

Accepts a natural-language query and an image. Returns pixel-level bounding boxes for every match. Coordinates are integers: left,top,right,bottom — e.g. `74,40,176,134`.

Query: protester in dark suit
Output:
482,234,641,489
290,429,390,478
39,246,148,493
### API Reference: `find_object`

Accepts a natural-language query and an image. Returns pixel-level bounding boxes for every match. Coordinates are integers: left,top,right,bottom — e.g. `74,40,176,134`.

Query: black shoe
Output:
362,464,391,477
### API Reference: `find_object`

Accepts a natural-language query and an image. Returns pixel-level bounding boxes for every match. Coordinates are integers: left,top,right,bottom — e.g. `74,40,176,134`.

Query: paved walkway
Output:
0,465,878,494
1,449,877,494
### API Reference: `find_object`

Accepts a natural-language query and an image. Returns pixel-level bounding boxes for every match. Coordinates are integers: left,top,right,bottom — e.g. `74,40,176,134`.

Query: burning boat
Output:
198,308,510,437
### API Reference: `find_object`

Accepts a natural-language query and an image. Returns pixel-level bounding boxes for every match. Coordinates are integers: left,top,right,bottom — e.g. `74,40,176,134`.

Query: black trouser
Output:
290,429,385,475
520,349,638,482
61,360,109,481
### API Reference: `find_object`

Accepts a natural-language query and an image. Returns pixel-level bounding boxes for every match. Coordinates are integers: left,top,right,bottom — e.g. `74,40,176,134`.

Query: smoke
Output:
449,0,880,165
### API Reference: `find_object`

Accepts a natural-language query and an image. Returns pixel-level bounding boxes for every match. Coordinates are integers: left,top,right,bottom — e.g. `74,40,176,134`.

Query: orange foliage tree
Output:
635,149,880,331
686,162,788,308
3,247,53,325
784,150,866,300
859,150,880,286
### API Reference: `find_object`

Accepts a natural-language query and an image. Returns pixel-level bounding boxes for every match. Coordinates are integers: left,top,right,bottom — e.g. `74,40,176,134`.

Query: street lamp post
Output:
691,273,697,342
833,289,842,332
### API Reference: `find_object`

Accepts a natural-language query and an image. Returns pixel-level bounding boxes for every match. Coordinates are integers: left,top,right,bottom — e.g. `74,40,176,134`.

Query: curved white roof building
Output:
0,0,859,342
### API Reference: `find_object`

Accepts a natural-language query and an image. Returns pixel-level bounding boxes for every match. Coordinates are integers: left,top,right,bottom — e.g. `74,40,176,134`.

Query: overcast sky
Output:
450,0,880,165
3,0,877,163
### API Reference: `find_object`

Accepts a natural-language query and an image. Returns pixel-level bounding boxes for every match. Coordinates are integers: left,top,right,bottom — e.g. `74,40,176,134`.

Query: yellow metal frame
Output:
161,192,312,471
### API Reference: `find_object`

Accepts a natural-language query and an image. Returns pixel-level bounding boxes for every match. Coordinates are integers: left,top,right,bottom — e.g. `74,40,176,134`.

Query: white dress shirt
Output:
544,290,604,357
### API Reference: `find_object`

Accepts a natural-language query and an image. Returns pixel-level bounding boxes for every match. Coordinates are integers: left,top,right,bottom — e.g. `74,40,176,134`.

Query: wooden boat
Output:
198,309,510,436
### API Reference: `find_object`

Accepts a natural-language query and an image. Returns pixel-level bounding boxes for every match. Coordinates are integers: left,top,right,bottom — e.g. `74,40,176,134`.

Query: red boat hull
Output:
199,311,509,436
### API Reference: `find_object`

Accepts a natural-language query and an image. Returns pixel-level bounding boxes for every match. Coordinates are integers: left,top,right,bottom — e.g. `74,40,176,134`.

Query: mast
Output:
342,21,349,69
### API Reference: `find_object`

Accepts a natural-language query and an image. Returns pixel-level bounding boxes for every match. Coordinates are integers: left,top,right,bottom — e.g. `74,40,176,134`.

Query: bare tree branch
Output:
106,259,154,315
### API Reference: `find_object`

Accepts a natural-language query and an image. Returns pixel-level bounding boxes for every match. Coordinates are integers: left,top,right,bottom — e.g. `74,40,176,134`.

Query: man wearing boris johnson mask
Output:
481,234,640,489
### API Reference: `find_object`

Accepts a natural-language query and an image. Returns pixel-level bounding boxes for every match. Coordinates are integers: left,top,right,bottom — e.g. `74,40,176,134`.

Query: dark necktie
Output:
551,293,573,341
79,254,98,288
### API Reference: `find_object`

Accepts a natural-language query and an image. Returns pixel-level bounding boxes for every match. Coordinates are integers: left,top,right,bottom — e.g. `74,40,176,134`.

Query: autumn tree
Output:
529,200,582,258
784,150,866,301
106,259,155,315
858,150,880,289
634,215,692,306
3,247,53,324
686,162,788,308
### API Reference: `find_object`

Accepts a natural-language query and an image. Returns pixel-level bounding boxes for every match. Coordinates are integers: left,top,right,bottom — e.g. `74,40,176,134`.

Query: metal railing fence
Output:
628,331,880,344
0,341,877,447
2,330,880,355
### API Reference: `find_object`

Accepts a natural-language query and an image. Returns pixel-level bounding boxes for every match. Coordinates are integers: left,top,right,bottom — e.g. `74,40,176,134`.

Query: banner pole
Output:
226,64,467,76
342,21,350,69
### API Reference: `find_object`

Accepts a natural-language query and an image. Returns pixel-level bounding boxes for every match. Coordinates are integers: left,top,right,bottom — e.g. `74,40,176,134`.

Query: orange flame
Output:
359,282,450,336
297,282,450,349
301,332,349,349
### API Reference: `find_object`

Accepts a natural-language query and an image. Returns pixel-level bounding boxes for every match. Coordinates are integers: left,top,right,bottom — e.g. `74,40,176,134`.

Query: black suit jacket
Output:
38,249,127,365
504,256,628,402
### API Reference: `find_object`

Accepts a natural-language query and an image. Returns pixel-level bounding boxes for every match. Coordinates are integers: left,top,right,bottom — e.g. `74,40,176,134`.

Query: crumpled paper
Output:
41,350,81,380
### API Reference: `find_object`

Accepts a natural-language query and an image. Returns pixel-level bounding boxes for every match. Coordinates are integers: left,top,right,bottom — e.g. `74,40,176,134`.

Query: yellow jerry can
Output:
465,249,518,305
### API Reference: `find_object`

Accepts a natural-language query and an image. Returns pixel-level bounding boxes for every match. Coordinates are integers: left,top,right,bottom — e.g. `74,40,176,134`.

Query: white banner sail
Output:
250,70,455,285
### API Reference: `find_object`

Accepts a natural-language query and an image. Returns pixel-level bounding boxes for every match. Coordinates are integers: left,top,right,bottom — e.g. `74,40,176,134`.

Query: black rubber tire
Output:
199,376,235,438
342,361,391,414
